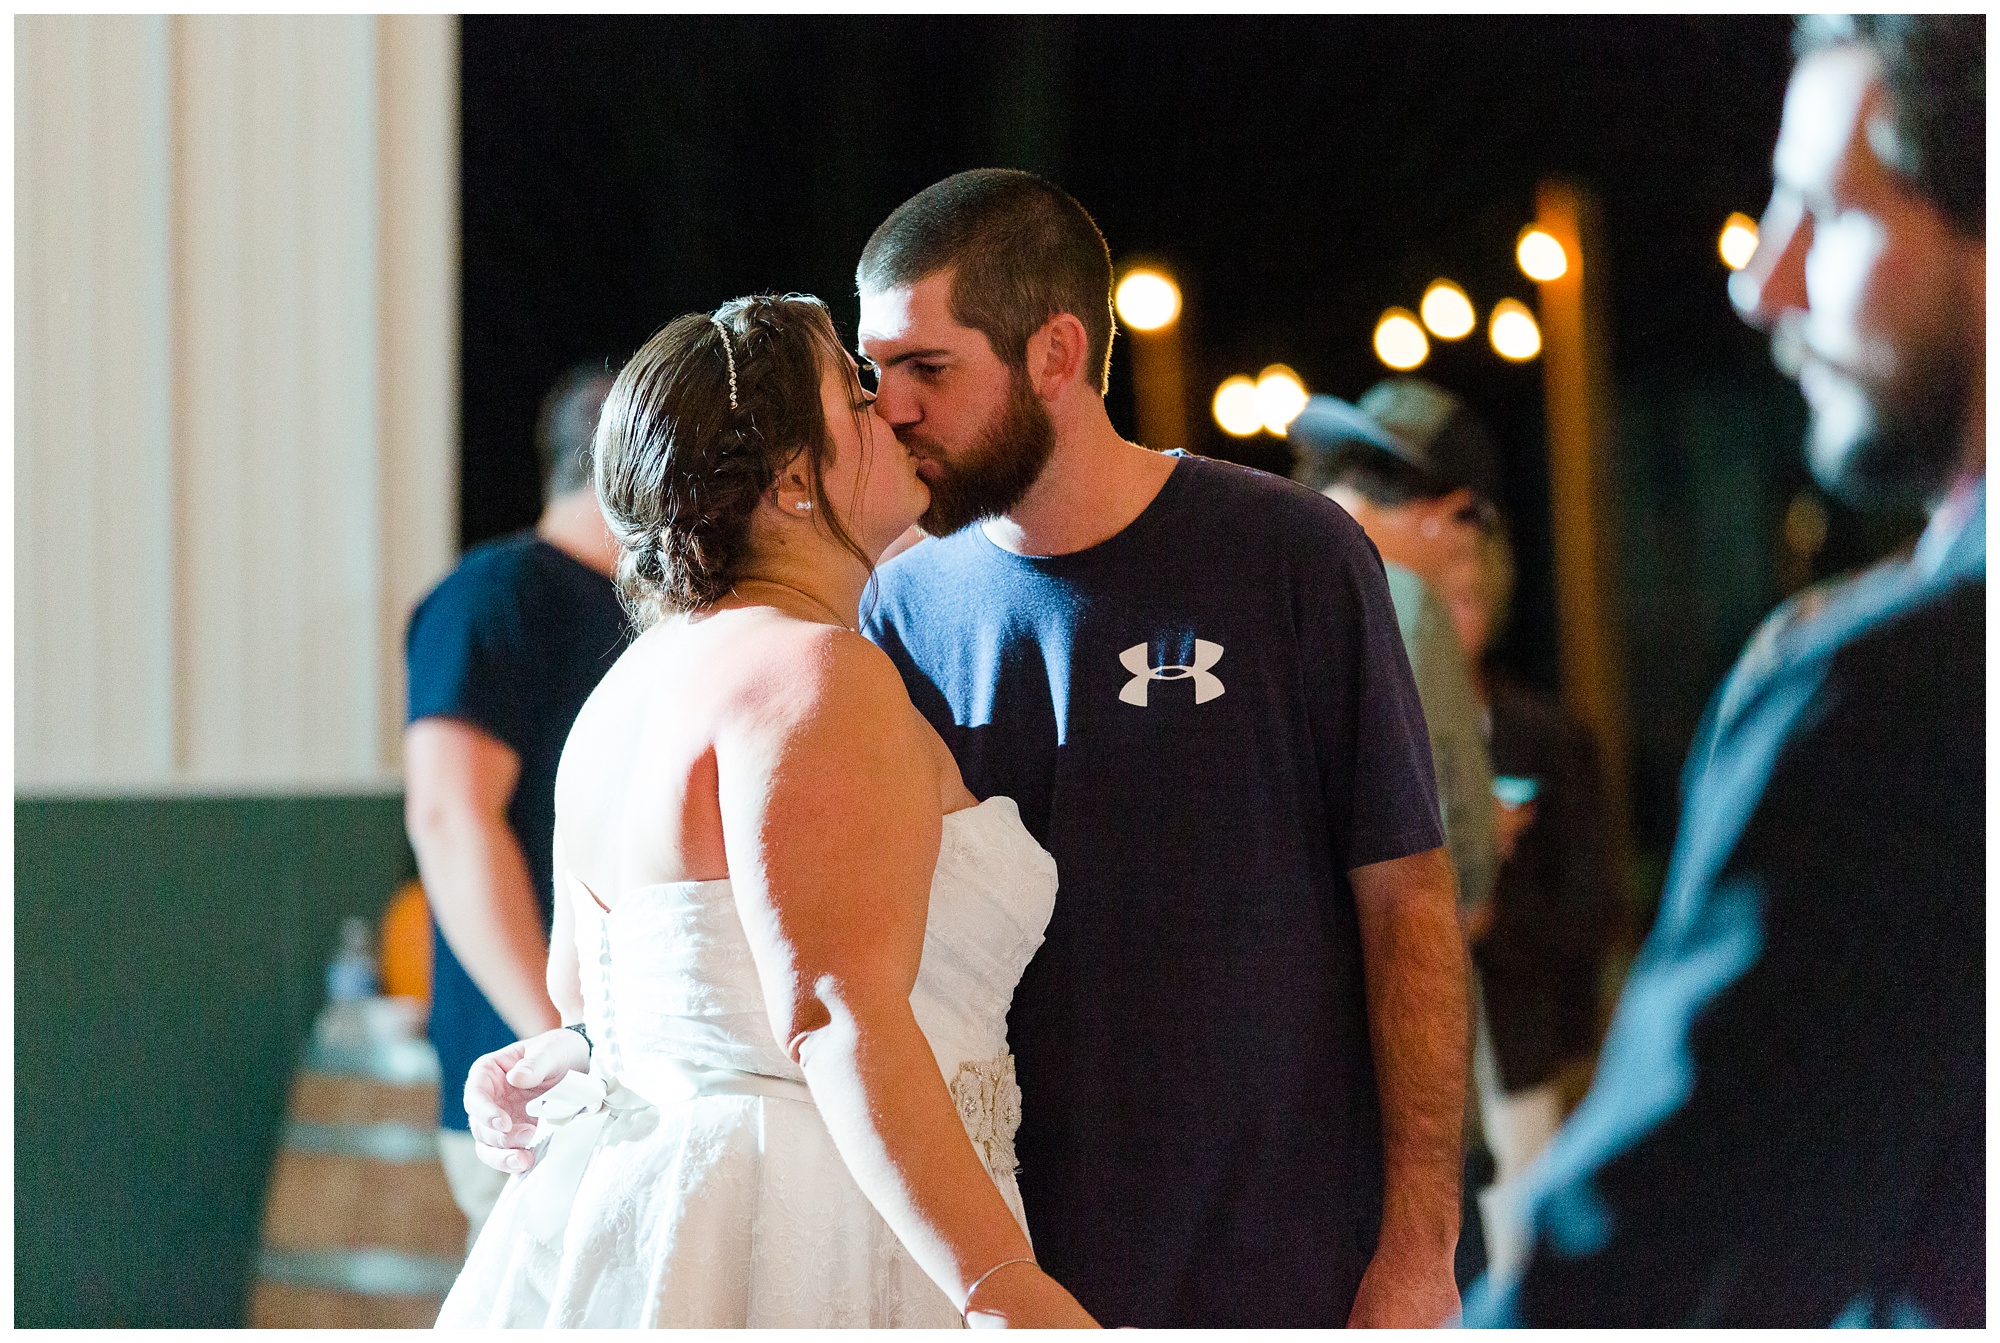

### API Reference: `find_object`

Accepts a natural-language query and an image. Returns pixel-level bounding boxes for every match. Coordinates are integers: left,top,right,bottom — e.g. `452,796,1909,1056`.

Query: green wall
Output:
16,794,413,1328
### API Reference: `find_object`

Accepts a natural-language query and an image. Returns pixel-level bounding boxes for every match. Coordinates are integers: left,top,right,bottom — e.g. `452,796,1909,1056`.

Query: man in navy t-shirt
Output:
858,172,1468,1326
403,366,630,1242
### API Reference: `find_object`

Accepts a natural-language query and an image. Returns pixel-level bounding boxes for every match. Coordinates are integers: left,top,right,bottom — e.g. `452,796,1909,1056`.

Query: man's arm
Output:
404,716,562,1038
1349,845,1469,1327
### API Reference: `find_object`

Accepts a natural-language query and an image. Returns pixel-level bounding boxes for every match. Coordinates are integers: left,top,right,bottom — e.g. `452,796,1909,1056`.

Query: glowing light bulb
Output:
1213,375,1262,436
1489,298,1542,361
1114,269,1182,331
1420,280,1475,340
1718,212,1759,271
1516,227,1568,283
1254,365,1309,436
1374,309,1429,371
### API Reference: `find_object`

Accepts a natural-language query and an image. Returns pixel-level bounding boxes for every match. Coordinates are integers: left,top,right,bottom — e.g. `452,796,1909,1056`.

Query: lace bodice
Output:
573,795,1057,1177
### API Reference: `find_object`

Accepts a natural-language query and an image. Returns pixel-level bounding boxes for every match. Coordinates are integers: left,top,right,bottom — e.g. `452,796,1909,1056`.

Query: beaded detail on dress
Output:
949,1054,1023,1184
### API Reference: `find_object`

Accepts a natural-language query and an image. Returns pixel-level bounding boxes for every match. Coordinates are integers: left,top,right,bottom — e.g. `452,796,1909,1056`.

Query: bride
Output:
433,294,1097,1329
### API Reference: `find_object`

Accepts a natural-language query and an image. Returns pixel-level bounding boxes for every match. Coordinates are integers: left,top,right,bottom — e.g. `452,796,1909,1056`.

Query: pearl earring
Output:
794,500,813,513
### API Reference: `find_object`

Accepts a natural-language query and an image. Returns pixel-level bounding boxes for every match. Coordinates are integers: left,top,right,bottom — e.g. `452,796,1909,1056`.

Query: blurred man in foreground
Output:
1467,13,1983,1326
404,365,628,1242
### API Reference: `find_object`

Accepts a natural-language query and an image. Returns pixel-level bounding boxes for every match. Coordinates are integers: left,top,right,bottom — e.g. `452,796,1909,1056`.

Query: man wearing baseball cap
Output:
1291,377,1503,1286
1292,377,1501,926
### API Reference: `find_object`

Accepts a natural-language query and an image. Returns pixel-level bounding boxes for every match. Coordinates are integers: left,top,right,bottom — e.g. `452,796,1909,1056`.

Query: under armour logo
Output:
1119,640,1225,707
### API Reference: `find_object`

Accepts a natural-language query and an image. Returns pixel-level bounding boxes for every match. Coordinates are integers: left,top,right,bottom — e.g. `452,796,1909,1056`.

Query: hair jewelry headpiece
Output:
709,316,739,409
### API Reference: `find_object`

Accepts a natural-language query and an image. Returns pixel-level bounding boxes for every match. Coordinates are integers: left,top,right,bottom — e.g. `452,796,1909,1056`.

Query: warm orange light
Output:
1115,269,1182,330
1420,280,1476,340
1516,227,1568,282
1718,213,1759,271
1374,308,1429,370
1213,376,1262,436
1489,298,1542,361
1254,365,1309,436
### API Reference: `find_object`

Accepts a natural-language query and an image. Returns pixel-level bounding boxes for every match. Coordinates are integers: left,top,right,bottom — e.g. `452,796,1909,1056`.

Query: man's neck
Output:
981,403,1178,557
536,489,620,577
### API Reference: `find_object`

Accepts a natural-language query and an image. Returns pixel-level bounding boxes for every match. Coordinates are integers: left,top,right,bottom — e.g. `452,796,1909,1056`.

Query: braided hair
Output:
592,294,869,627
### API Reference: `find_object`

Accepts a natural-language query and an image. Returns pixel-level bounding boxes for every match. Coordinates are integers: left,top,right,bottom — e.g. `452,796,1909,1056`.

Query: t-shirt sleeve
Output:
405,569,528,751
1309,530,1446,871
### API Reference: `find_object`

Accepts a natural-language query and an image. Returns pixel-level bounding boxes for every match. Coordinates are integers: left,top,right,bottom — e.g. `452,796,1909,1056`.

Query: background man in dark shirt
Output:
403,365,630,1240
1467,13,1984,1326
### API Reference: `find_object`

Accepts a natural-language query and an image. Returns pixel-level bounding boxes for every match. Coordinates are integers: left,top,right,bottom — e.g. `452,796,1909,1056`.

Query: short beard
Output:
1803,314,1974,513
908,368,1056,537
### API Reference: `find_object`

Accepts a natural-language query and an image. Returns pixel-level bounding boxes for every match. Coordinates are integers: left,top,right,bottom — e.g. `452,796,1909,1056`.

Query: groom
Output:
857,170,1468,1327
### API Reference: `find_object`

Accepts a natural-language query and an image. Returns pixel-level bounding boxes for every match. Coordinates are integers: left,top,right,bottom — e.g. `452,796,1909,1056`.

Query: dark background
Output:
458,15,1916,883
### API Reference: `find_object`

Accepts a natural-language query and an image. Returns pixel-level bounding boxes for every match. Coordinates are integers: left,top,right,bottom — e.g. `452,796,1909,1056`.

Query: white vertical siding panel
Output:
170,14,253,779
376,16,460,774
173,16,381,786
15,16,174,789
315,16,382,778
18,14,455,793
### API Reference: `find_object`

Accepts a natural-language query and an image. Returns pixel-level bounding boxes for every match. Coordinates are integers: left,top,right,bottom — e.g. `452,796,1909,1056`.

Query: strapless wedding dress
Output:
434,795,1057,1328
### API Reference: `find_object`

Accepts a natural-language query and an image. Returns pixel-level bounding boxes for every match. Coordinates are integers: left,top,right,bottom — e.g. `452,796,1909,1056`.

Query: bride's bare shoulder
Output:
737,622,906,718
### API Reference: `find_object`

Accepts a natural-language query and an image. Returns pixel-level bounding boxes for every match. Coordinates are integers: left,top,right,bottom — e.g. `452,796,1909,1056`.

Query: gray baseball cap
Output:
1289,377,1503,510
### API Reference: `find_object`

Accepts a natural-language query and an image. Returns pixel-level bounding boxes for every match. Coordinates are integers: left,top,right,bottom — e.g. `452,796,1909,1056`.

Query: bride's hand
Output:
963,1262,1100,1329
465,1026,590,1174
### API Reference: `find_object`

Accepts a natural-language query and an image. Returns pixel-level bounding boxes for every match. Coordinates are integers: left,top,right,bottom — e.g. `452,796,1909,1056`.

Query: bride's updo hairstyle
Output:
593,294,868,628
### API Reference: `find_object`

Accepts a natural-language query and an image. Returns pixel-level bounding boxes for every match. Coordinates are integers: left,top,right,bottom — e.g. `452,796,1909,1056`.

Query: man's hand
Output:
1346,1230,1461,1327
465,1026,589,1173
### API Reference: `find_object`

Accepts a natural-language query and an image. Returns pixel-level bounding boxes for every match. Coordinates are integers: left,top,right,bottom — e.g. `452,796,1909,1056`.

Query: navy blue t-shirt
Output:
863,454,1443,1326
405,534,630,1130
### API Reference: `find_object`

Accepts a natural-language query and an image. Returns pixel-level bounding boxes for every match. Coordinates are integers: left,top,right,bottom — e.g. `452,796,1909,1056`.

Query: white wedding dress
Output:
434,795,1057,1328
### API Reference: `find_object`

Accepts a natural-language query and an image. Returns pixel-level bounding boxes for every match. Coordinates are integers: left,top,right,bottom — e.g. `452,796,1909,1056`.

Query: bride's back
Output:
554,605,798,905
546,293,926,910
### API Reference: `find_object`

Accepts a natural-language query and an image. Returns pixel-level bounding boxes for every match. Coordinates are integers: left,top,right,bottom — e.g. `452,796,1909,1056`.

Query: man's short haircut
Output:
538,362,615,500
1795,13,1984,236
857,169,1116,394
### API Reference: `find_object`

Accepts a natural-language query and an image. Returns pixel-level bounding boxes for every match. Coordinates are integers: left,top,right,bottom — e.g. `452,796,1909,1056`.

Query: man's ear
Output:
1025,312,1090,403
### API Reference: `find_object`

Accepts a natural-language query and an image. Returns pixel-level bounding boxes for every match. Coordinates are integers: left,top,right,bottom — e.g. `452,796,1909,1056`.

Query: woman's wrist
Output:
960,1256,1041,1317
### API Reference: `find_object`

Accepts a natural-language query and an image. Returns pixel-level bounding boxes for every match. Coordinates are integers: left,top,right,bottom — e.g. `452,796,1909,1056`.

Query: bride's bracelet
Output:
564,1021,592,1056
960,1257,1039,1317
